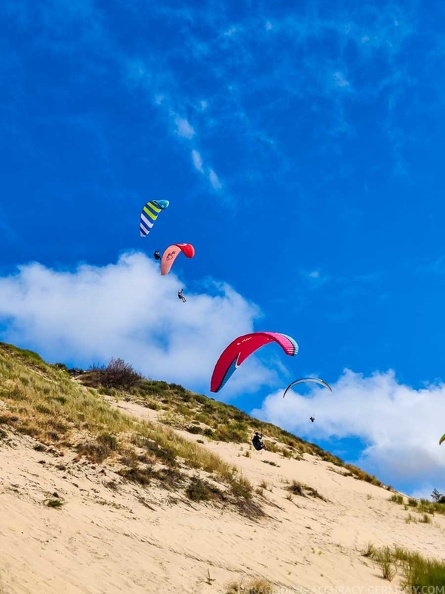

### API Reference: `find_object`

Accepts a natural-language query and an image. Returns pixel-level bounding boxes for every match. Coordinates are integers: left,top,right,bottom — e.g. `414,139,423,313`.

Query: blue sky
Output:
1,0,445,497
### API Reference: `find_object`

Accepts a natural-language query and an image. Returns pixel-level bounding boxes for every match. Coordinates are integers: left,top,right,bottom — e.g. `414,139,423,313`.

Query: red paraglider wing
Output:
161,243,195,276
210,332,298,392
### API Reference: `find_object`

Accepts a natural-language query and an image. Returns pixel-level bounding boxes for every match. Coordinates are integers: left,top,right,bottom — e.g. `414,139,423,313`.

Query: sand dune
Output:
0,398,444,593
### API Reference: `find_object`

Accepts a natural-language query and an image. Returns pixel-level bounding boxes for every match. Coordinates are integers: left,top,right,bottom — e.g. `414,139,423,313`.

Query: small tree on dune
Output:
89,357,144,391
431,488,445,503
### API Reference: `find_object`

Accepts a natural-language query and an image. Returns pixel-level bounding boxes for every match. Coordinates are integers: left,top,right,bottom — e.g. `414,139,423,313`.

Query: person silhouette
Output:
252,432,267,450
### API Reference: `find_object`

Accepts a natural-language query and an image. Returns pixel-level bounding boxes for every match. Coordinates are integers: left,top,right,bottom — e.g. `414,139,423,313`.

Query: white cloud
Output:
0,252,269,396
223,26,237,38
301,269,330,287
191,151,223,191
208,169,222,190
191,149,204,173
252,369,445,495
175,116,195,139
332,71,350,89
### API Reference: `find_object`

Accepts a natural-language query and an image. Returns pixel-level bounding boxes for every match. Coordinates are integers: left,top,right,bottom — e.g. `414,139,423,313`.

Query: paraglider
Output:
210,331,298,393
161,243,195,276
140,200,169,237
440,434,445,446
252,432,267,451
283,377,332,399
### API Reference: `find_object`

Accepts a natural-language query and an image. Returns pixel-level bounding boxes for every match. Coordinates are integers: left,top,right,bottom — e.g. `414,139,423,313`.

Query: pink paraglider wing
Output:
210,331,298,393
161,243,195,276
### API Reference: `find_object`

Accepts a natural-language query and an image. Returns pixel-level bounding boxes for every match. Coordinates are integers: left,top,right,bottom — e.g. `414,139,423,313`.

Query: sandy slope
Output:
0,399,444,594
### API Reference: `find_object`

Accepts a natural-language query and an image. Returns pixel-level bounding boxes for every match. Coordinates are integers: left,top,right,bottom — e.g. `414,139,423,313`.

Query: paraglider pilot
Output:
153,250,161,260
310,416,315,423
178,289,187,303
252,432,267,451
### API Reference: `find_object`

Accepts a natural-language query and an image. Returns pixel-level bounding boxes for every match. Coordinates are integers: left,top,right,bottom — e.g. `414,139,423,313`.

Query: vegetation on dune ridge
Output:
388,491,445,517
362,543,445,588
2,344,445,588
79,356,385,487
0,342,385,517
0,343,261,517
84,360,384,487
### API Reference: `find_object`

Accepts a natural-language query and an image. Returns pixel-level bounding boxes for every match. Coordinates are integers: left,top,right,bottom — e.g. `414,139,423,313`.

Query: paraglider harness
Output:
153,250,161,261
252,432,267,451
178,289,187,303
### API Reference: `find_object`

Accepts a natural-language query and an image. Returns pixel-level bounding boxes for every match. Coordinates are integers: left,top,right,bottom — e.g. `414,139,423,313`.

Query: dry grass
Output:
362,543,445,586
118,377,386,485
0,341,384,516
388,491,445,519
286,480,327,501
226,577,274,593
0,343,258,517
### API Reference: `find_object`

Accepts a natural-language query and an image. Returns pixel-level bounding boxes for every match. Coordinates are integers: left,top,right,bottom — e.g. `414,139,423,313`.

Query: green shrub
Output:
362,542,377,559
186,477,224,502
288,480,304,496
186,425,203,435
45,498,63,508
389,493,404,504
118,465,155,486
375,547,396,581
230,475,253,499
87,358,144,390
401,556,445,589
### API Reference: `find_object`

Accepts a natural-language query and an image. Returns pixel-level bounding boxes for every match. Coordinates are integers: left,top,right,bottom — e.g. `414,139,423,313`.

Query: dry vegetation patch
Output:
0,342,387,520
286,480,328,502
0,344,259,517
362,543,445,587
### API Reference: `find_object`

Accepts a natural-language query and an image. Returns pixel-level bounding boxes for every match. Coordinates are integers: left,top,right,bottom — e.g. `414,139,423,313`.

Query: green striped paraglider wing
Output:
140,200,169,237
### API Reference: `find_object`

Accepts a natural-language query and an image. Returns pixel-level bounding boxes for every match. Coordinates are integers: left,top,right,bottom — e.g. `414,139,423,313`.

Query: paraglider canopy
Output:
210,331,298,393
140,200,169,237
440,434,445,446
283,377,332,398
161,243,195,276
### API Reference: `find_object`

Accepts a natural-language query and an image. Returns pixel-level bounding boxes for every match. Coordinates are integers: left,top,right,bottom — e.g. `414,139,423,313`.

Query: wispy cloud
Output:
332,71,351,90
208,169,222,190
6,0,432,199
174,116,195,139
125,61,225,193
301,269,331,288
191,149,204,173
253,368,445,495
189,149,222,190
